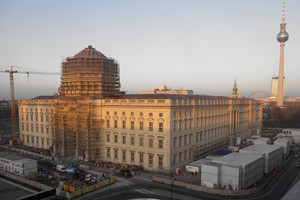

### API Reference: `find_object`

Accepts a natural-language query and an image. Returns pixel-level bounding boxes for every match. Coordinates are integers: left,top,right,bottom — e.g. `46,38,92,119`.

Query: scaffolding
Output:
59,45,120,99
52,98,103,161
52,46,116,161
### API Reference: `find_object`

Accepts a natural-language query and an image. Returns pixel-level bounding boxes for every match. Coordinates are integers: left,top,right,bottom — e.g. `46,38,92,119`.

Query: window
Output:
159,123,163,132
30,114,33,121
114,135,118,143
179,136,182,147
131,121,134,130
35,115,38,121
46,115,49,122
122,121,126,129
149,113,153,117
189,134,192,144
47,138,49,145
46,126,49,134
41,126,44,134
140,112,143,116
36,136,39,146
122,135,126,144
139,138,144,146
122,151,126,160
159,113,163,117
131,112,134,116
26,124,29,131
107,148,110,157
149,154,153,165
96,133,99,141
114,111,117,115
114,120,118,128
130,136,134,145
149,122,153,131
41,137,44,147
184,135,187,145
26,114,28,121
40,115,43,122
106,111,109,115
159,139,163,149
107,134,110,142
35,125,38,132
26,135,29,143
149,138,153,148
173,138,176,148
96,149,100,156
22,124,24,131
131,152,135,162
31,125,33,132
122,112,125,115
106,120,110,128
21,114,24,120
114,149,118,159
139,122,144,130
139,153,144,163
184,151,187,160
158,156,163,167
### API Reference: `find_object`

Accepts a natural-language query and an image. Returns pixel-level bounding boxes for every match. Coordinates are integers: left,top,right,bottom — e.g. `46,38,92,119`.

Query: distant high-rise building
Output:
270,76,285,100
276,0,289,106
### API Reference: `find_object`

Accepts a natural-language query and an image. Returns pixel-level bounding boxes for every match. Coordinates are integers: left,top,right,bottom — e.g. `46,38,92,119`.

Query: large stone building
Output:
18,46,262,172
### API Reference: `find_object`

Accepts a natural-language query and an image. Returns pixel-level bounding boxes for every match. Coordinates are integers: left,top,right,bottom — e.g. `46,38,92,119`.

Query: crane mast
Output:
9,67,18,143
0,66,60,145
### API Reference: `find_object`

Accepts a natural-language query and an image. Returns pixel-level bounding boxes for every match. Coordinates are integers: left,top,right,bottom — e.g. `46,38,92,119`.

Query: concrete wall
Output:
0,145,52,161
153,176,261,196
0,170,53,190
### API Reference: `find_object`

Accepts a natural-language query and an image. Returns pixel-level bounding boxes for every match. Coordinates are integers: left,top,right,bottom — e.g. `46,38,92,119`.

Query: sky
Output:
0,0,299,100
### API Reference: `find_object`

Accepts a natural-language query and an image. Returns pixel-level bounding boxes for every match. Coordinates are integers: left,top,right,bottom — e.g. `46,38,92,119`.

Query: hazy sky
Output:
0,0,299,100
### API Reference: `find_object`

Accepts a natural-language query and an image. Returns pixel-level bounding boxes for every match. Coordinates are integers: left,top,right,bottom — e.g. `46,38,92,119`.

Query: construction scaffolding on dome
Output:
51,46,119,161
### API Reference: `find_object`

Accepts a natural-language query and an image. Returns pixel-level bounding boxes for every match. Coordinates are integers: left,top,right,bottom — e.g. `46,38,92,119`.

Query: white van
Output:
56,165,66,173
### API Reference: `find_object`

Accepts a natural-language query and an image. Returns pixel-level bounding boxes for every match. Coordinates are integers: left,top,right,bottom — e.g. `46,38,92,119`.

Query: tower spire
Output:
282,0,285,23
276,0,289,107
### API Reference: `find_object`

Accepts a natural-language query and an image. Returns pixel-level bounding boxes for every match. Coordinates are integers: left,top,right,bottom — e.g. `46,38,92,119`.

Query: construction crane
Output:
0,66,60,145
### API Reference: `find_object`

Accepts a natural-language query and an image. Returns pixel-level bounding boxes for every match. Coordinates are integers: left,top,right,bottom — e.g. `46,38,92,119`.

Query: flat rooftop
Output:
212,152,263,167
240,144,282,154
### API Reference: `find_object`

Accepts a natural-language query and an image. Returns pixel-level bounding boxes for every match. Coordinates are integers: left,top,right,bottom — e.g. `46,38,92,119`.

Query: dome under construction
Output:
59,45,120,98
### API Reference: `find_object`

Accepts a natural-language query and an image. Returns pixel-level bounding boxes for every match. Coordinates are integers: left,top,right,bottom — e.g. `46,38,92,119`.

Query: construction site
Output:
52,45,121,160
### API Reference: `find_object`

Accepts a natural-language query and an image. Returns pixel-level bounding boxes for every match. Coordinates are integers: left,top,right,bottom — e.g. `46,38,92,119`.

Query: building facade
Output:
18,46,262,172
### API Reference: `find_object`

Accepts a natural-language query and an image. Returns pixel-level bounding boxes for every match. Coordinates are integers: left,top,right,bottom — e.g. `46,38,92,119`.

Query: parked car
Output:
85,174,93,181
295,159,300,168
91,176,98,183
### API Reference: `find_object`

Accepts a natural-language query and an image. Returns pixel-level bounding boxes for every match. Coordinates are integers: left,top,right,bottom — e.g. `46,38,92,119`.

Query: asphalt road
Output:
77,154,300,200
0,177,36,200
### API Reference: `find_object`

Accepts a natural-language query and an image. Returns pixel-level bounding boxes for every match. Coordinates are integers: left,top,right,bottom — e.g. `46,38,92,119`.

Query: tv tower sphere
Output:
277,24,289,43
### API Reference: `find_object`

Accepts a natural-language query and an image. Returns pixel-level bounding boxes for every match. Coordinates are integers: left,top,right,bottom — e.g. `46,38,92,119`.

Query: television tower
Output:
276,0,289,106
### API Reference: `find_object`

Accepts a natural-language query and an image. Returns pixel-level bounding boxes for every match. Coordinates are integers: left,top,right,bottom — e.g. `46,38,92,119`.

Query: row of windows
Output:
195,127,227,142
107,111,163,117
21,124,51,134
21,108,51,113
172,150,192,164
21,113,49,122
106,133,164,149
22,134,50,148
106,148,164,167
173,134,193,148
107,120,163,132
173,115,228,131
173,108,228,118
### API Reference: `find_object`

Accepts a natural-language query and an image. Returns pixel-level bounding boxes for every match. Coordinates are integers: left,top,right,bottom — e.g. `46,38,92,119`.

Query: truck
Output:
53,164,66,173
